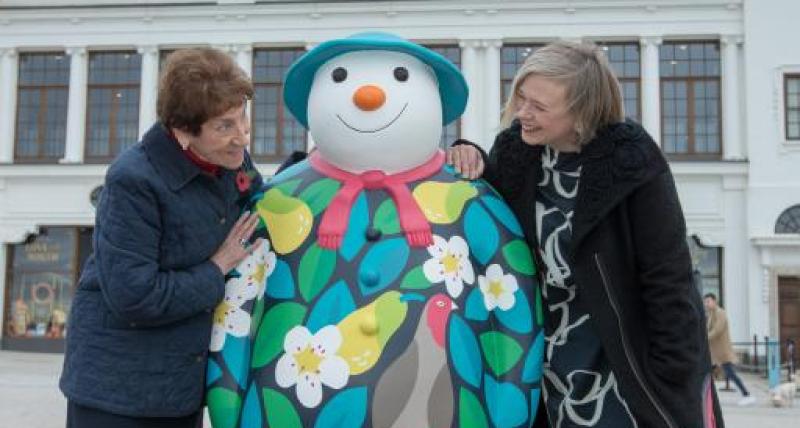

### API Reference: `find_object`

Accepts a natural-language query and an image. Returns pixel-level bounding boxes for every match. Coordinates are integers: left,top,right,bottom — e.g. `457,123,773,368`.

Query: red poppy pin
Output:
236,169,252,192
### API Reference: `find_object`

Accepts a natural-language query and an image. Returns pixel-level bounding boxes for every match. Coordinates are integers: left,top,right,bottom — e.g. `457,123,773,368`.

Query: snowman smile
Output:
336,102,409,133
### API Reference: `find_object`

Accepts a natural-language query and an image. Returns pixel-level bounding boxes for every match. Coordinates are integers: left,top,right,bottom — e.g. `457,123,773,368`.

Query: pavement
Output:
1,350,797,428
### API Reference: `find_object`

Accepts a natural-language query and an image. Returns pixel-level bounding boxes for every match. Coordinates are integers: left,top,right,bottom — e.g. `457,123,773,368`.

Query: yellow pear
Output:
256,188,313,254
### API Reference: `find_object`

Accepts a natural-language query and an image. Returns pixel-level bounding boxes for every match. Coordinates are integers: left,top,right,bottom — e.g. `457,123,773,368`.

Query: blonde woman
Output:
448,41,723,428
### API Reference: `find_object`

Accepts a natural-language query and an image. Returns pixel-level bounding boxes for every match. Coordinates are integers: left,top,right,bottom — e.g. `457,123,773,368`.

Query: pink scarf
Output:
309,150,445,250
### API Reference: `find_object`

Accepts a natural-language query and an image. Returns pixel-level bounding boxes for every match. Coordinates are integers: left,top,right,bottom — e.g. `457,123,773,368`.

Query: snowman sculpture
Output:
206,32,544,428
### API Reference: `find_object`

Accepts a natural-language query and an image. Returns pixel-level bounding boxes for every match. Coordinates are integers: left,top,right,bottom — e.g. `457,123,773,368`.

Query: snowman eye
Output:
331,67,348,83
393,67,409,82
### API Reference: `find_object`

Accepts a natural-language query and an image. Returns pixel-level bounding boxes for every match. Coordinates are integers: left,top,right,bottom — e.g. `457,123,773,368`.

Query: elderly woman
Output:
59,48,263,427
448,41,723,428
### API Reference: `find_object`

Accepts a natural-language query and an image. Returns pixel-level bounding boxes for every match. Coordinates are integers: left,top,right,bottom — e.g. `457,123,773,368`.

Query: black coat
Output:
458,120,724,428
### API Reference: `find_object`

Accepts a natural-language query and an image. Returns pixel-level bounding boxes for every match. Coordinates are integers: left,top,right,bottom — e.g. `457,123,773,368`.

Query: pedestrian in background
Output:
705,293,756,406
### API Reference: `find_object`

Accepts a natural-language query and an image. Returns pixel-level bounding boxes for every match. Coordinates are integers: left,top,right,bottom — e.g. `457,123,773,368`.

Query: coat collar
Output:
141,123,204,191
570,119,668,250
492,119,667,252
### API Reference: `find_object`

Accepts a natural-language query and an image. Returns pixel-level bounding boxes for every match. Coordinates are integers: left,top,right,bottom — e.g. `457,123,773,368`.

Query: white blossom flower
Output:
275,325,350,408
241,239,277,299
208,240,276,352
209,276,258,352
478,264,519,311
423,234,475,298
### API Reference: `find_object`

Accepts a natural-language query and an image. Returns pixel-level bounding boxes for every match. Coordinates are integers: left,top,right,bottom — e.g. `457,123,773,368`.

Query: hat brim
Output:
284,36,469,129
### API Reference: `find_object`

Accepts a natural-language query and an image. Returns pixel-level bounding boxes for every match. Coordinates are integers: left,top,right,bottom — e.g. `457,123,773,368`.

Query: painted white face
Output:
307,50,443,174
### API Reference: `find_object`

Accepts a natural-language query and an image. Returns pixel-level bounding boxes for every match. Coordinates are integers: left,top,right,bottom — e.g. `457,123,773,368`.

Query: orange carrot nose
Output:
353,85,386,111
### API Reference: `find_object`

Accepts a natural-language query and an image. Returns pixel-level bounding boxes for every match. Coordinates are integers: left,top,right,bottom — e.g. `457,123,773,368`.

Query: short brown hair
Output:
157,48,254,135
500,41,624,145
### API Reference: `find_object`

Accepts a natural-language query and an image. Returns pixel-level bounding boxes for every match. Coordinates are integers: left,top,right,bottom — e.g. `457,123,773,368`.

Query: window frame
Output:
500,43,545,106
783,73,800,142
83,50,142,164
422,43,462,148
250,47,307,163
595,41,642,123
13,51,70,164
659,40,723,160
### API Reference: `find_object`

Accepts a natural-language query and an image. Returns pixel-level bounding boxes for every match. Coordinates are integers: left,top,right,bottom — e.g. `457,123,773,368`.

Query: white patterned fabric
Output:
536,146,637,428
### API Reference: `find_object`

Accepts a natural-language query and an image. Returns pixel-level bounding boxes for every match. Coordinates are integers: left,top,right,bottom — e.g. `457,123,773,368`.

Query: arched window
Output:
775,204,800,234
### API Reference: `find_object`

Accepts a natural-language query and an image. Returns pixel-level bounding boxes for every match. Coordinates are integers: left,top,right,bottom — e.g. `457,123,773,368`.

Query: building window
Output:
426,45,462,148
501,44,544,104
775,204,800,234
14,52,70,163
3,227,93,353
85,51,141,162
252,48,306,162
785,74,800,141
688,236,723,305
660,41,722,158
597,42,641,122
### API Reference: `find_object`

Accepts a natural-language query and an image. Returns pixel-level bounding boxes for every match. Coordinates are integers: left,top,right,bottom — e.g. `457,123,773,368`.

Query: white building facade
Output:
0,0,797,353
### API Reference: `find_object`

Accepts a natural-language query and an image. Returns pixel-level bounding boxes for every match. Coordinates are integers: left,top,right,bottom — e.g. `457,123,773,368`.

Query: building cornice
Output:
0,0,744,49
751,235,800,247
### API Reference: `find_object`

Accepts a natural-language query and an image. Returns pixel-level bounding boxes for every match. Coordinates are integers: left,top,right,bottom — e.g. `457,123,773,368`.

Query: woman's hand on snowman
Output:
446,143,485,180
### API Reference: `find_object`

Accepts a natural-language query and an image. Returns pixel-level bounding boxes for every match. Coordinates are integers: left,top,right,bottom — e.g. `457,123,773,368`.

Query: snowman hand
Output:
446,144,485,180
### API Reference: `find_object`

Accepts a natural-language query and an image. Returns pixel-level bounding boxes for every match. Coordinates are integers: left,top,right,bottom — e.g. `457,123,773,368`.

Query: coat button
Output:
365,228,382,241
129,322,137,328
195,355,205,363
219,217,226,225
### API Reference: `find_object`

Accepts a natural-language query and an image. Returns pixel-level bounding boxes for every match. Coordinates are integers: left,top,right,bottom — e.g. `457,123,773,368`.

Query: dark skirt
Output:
67,401,202,428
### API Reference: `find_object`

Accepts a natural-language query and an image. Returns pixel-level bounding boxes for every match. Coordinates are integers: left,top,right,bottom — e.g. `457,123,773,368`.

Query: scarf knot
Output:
309,151,445,250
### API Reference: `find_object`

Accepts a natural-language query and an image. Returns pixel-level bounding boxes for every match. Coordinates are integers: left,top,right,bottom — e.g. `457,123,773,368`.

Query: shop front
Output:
2,226,92,353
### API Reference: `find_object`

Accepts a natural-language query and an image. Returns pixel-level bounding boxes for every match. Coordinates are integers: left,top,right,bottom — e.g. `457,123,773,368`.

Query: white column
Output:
0,48,18,163
61,47,88,164
138,45,159,139
640,37,662,146
459,40,484,147
722,176,748,341
232,43,253,77
483,39,502,146
721,35,744,160
0,243,6,344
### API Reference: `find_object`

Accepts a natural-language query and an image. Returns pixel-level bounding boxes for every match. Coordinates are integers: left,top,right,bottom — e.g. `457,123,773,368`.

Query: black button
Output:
219,217,226,224
365,228,382,241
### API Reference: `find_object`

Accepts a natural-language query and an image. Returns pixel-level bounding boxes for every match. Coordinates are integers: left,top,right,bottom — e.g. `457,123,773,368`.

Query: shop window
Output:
3,227,93,352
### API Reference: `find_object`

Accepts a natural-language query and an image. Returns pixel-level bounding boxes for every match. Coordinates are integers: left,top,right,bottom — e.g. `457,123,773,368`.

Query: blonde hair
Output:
500,41,625,145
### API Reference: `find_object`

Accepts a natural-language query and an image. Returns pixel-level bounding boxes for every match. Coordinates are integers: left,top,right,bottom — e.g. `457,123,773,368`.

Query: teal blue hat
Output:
283,32,468,129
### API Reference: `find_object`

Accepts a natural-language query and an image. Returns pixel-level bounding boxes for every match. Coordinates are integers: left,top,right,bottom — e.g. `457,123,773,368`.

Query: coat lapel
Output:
570,120,667,252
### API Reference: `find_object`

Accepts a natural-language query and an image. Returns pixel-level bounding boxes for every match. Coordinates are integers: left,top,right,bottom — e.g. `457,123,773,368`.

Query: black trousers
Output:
67,401,202,428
